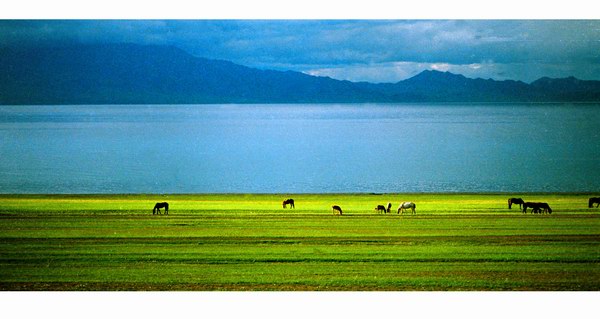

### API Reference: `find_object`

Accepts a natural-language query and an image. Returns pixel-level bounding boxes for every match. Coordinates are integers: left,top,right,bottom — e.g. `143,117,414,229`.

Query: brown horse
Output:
283,198,295,209
589,197,600,208
508,198,525,210
375,205,387,213
153,202,169,215
332,205,343,215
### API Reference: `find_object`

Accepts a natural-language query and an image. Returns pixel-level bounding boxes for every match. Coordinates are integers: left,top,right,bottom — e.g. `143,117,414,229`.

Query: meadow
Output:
0,193,598,291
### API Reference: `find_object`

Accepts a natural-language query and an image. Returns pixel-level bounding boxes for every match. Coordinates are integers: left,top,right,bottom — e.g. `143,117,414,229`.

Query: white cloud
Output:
303,60,600,83
430,63,451,71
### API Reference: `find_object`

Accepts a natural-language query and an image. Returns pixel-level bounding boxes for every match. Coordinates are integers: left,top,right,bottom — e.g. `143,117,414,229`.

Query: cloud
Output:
305,62,430,83
430,63,451,72
1,20,599,82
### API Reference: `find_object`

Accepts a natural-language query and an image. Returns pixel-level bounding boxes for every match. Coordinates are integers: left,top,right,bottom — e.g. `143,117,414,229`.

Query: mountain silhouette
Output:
1,43,599,104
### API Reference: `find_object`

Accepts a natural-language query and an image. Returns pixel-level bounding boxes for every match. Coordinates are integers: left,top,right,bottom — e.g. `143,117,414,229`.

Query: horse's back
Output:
332,205,343,214
401,201,415,208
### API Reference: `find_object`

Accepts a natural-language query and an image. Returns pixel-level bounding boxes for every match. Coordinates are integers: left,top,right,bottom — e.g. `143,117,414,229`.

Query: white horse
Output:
397,202,416,214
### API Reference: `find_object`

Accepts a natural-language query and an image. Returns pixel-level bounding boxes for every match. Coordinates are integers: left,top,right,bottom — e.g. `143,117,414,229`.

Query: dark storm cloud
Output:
1,20,599,82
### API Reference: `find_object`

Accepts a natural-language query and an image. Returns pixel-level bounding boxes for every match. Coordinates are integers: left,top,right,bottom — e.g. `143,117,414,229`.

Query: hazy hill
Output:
1,43,599,104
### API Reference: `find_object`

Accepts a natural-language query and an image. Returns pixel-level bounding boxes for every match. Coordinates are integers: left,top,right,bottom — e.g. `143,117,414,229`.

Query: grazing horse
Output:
539,203,552,214
386,202,392,213
522,202,536,214
375,205,387,214
523,202,552,214
283,198,295,209
397,202,416,214
508,198,525,210
589,197,600,208
153,202,169,215
332,205,343,215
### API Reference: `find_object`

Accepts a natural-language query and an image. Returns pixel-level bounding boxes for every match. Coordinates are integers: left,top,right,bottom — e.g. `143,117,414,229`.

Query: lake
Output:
1,103,599,194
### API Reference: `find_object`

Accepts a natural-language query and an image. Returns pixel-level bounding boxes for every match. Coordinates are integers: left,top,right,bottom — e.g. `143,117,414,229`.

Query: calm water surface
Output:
1,103,599,193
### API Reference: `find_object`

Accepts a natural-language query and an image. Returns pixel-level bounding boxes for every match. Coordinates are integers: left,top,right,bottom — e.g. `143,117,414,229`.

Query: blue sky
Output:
1,20,599,83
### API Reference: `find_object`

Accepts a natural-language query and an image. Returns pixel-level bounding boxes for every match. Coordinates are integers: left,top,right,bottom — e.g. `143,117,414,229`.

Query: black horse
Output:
522,202,536,214
375,205,387,213
332,205,343,215
523,202,552,214
508,198,525,210
589,197,600,208
153,202,169,215
283,198,295,209
386,202,392,213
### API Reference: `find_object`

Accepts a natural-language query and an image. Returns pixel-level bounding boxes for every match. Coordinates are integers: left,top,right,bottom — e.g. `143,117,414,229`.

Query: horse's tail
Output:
508,198,512,209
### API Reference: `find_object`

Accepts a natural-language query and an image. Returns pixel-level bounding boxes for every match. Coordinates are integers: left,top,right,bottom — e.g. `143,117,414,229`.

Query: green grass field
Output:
0,193,599,291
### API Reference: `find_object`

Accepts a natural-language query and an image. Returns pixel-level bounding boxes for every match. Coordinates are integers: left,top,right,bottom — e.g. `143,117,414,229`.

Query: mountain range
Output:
1,43,600,105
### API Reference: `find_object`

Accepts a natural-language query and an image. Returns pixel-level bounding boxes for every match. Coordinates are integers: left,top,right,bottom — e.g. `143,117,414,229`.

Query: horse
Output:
332,205,343,215
539,203,552,214
589,197,600,208
397,202,416,214
508,198,525,210
523,202,552,214
153,202,169,215
283,198,295,209
375,205,387,214
386,202,392,213
522,202,536,214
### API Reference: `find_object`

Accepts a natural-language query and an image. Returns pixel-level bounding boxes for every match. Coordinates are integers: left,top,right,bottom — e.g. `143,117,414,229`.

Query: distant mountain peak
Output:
1,43,600,104
405,70,468,83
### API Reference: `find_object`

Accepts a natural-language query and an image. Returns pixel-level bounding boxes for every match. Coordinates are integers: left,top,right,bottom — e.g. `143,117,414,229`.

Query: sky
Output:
1,19,600,83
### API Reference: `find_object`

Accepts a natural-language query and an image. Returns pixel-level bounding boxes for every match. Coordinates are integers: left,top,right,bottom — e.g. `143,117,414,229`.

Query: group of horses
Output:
282,198,416,216
375,202,417,214
509,197,600,214
283,198,344,215
508,198,553,214
151,197,600,216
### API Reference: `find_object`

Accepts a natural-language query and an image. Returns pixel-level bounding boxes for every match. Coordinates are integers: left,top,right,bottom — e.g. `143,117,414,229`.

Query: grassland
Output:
0,193,598,291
